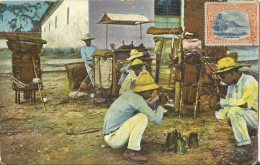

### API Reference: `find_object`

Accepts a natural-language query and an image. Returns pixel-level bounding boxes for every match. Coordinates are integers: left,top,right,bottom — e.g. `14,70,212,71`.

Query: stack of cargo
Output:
6,34,46,104
181,34,202,105
153,37,177,90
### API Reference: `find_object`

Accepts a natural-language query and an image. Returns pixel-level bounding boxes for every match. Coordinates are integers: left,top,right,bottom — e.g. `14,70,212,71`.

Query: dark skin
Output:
137,89,168,107
214,69,247,111
131,65,143,76
84,40,91,47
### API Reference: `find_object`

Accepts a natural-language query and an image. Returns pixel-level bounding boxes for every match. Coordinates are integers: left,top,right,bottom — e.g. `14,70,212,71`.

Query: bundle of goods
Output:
6,34,46,104
114,41,149,62
146,26,183,35
153,37,177,90
92,50,117,96
65,62,89,90
181,34,202,105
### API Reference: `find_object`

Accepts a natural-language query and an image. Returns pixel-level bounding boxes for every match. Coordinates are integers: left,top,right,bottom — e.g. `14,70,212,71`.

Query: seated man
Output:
118,49,146,86
214,57,258,148
103,71,167,164
119,59,144,95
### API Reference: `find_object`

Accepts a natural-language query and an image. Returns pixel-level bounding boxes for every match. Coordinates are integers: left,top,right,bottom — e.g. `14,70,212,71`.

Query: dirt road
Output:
0,72,258,164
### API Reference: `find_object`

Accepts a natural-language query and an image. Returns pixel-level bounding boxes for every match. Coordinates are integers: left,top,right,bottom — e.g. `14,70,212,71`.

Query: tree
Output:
213,13,228,34
0,1,51,32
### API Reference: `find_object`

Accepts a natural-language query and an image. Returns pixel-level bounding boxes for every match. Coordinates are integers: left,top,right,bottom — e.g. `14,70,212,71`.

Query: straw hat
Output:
81,33,95,41
127,49,143,61
216,57,242,74
130,59,144,68
133,71,160,92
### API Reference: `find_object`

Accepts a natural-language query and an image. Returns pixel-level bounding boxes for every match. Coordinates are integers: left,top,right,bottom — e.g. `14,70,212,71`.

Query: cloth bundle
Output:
182,39,202,50
181,38,202,105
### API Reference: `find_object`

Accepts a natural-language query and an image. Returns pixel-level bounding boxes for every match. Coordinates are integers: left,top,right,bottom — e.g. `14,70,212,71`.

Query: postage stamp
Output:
205,2,259,46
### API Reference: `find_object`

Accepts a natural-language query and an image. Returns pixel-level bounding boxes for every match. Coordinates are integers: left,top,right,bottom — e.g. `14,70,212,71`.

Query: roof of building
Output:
97,13,152,25
39,1,64,24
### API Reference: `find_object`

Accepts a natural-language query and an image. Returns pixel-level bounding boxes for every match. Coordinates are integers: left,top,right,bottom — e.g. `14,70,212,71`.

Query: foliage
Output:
213,13,228,34
0,1,51,32
41,47,82,59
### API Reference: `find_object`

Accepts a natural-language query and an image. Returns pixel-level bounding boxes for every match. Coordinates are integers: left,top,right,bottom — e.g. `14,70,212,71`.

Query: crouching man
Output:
214,57,258,148
103,71,166,164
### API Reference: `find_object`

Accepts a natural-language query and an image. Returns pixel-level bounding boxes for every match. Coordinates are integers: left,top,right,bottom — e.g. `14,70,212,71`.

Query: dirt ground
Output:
0,72,258,165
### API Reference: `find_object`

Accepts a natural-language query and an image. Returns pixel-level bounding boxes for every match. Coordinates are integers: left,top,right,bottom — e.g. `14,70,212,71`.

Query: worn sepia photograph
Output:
0,0,259,164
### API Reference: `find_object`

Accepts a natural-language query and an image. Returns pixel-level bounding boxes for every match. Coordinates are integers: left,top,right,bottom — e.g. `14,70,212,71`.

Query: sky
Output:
0,1,51,32
220,10,250,27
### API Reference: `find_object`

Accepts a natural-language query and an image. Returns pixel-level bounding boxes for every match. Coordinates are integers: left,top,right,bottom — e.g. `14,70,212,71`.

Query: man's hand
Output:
214,102,221,111
159,94,168,106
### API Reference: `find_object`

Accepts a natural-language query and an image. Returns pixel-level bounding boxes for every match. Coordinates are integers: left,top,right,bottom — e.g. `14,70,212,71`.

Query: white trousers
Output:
216,107,258,146
85,64,94,86
104,113,148,151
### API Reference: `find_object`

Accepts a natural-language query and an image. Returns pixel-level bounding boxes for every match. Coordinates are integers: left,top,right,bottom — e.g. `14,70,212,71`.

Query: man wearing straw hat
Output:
119,59,144,95
103,71,167,164
81,33,97,86
118,49,146,86
214,57,258,150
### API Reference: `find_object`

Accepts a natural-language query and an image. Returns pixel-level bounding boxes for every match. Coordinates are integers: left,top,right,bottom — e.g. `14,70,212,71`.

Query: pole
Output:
106,24,108,50
68,72,92,105
69,59,98,104
31,53,46,110
140,23,142,39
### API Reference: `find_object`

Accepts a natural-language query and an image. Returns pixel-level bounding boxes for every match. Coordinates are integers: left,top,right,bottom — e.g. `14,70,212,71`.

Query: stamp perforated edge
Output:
204,1,259,46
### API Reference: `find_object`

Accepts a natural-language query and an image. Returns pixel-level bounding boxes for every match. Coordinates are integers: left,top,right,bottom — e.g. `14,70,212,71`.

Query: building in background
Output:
40,0,155,49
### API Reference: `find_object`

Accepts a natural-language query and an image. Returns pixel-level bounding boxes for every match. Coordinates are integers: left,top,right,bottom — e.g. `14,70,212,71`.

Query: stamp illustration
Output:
205,2,259,46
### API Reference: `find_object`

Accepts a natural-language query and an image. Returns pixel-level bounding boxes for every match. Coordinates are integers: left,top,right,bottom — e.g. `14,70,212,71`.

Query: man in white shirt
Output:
214,57,258,150
81,33,97,86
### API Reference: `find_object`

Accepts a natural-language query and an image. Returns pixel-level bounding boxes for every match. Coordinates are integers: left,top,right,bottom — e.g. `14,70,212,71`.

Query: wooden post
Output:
140,23,142,39
98,57,102,88
15,91,17,103
174,35,183,116
194,61,203,118
18,91,20,104
31,53,46,110
34,90,36,103
111,54,117,96
106,24,108,50
31,91,33,101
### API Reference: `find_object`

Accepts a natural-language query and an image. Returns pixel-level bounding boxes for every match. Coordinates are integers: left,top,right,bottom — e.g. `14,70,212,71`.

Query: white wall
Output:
41,0,154,49
89,0,154,49
41,1,89,48
0,40,8,48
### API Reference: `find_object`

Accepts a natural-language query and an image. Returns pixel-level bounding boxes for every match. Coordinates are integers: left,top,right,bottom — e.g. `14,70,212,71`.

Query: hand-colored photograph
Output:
0,0,259,164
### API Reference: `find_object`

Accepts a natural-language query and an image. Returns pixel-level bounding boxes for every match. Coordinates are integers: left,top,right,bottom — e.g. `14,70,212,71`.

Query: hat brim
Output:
81,38,96,41
130,63,144,69
133,83,160,92
216,65,242,74
127,53,143,61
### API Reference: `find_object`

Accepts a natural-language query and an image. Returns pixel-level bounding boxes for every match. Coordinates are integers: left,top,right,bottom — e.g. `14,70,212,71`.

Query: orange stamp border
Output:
205,2,259,46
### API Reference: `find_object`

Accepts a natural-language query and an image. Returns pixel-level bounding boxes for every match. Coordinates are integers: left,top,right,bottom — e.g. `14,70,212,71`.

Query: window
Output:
155,0,181,16
49,22,50,31
67,7,70,25
55,16,57,29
